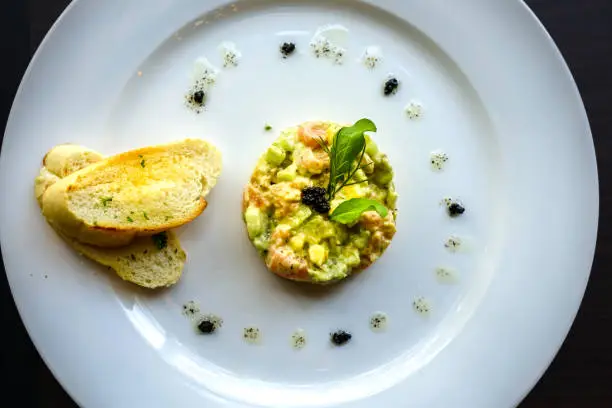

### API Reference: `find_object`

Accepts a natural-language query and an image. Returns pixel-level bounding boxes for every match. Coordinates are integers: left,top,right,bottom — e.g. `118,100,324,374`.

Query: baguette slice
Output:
35,144,186,288
35,144,104,205
44,143,104,177
62,230,185,289
41,139,222,247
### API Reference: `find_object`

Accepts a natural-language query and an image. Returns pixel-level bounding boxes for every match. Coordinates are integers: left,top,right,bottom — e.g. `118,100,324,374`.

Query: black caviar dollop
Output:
448,202,465,217
331,330,352,346
280,42,296,58
301,187,330,214
383,78,399,96
192,90,205,105
197,319,216,334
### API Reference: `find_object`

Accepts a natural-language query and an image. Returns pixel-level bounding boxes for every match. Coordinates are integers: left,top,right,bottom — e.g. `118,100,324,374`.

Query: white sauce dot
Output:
369,312,389,332
243,326,261,344
310,24,348,64
186,57,220,114
291,329,307,349
192,57,219,84
182,301,200,319
435,267,458,284
444,235,462,252
405,101,423,119
412,297,431,316
219,41,241,67
430,151,449,171
362,46,383,69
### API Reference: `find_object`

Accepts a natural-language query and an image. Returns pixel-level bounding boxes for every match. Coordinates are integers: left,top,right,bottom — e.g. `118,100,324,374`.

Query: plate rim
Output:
0,0,598,407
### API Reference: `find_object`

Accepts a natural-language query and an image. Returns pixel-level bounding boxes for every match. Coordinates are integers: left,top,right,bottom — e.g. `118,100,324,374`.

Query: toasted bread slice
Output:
64,230,185,288
44,144,104,177
41,139,222,247
35,144,186,288
35,144,104,205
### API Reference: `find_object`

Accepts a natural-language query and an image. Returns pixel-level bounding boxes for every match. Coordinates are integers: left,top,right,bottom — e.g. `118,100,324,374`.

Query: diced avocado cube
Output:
292,176,311,189
369,185,388,202
333,226,349,245
387,185,398,208
309,244,328,266
374,157,394,185
245,206,267,238
304,233,321,245
353,230,371,249
278,131,296,151
365,135,379,158
374,170,393,186
265,144,286,166
289,233,305,251
361,153,375,174
342,247,361,267
276,163,297,182
253,233,270,251
301,215,337,243
286,205,312,228
318,260,348,282
327,239,340,255
353,169,367,183
302,214,322,230
320,221,336,239
377,155,392,171
301,218,320,244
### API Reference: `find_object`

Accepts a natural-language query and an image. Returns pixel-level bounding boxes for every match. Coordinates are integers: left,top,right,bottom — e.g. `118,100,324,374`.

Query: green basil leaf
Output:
332,119,377,179
330,198,388,224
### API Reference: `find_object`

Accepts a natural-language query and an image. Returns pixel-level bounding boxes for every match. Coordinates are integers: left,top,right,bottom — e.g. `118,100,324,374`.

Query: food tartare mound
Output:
242,120,397,284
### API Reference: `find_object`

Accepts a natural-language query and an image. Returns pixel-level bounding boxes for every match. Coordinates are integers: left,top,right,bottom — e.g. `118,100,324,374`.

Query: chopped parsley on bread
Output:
62,229,185,288
35,141,221,288
41,139,222,247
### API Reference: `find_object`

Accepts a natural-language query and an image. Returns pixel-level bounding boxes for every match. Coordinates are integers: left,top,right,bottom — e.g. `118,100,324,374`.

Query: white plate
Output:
0,0,597,407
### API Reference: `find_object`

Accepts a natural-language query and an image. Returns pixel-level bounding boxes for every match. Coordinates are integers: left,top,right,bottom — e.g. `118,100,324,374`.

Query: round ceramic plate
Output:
0,0,597,407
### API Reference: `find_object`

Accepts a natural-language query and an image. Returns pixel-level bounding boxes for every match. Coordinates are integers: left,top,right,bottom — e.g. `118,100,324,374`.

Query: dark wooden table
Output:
1,1,610,406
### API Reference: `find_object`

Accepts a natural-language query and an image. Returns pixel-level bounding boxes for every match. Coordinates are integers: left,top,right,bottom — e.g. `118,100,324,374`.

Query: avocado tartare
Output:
242,120,397,284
